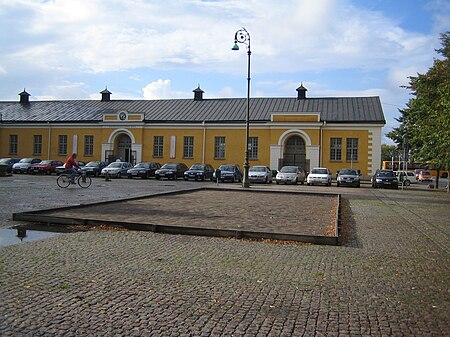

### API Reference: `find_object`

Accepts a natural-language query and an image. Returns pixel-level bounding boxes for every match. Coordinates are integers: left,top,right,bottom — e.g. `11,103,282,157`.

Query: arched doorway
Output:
283,135,307,169
116,134,132,163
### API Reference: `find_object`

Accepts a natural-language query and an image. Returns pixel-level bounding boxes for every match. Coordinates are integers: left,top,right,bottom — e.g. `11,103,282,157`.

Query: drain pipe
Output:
47,121,52,160
202,121,206,164
320,121,326,166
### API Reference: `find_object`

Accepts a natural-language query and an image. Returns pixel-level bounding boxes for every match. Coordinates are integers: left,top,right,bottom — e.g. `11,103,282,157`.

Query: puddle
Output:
0,227,62,247
0,224,85,247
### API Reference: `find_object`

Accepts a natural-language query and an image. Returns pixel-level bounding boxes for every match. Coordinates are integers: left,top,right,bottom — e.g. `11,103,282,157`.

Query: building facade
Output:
0,85,385,176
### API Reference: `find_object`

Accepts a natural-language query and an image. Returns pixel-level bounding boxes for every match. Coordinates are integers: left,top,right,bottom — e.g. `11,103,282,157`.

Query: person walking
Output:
65,153,80,184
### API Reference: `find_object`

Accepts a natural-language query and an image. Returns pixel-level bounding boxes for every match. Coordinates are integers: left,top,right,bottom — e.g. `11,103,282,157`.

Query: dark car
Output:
215,164,243,183
371,169,398,189
81,161,108,177
12,157,41,174
337,168,360,187
127,162,161,179
184,164,215,181
155,162,188,180
31,160,64,175
0,158,22,173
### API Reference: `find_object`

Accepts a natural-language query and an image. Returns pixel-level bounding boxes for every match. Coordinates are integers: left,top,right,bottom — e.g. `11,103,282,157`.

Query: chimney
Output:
296,83,307,99
193,85,204,101
19,89,30,104
100,88,112,102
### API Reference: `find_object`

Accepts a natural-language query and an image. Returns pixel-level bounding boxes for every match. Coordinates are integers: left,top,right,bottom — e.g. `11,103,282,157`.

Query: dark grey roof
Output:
0,97,385,124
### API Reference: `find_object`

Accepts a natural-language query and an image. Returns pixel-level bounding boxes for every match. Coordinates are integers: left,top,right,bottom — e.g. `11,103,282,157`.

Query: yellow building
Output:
0,85,385,175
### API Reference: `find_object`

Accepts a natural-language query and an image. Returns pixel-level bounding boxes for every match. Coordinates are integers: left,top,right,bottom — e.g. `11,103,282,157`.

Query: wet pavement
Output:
0,174,449,336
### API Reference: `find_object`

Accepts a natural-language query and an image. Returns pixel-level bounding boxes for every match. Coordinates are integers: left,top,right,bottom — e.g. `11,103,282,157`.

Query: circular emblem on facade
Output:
119,112,126,120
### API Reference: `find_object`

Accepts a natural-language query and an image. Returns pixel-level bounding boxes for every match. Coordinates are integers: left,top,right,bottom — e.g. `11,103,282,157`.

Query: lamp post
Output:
232,27,251,188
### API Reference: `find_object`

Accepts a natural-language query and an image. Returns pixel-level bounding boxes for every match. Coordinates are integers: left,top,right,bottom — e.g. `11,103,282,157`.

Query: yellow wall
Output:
322,129,369,174
1,123,374,174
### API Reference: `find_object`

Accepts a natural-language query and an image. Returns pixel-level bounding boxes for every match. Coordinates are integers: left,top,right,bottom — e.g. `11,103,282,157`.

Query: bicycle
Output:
57,169,92,188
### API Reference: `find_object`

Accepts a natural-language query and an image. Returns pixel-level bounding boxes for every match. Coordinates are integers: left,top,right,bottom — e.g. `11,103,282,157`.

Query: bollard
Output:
105,171,110,181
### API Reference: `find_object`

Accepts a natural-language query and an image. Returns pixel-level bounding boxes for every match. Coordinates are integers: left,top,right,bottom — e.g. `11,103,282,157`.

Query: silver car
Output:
249,166,273,184
275,166,306,185
336,168,360,187
100,161,133,178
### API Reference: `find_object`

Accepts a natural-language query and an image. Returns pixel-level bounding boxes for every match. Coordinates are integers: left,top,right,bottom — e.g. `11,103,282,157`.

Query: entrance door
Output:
116,134,132,162
283,135,307,169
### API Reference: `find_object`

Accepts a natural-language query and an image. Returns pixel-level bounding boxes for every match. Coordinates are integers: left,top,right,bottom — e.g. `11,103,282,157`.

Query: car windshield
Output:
134,163,149,168
190,164,205,170
312,168,328,174
219,165,235,171
378,171,394,177
250,166,266,172
162,163,177,169
280,166,297,173
19,158,33,163
421,171,430,175
340,169,357,175
39,160,52,165
108,163,122,168
0,158,11,164
86,162,99,167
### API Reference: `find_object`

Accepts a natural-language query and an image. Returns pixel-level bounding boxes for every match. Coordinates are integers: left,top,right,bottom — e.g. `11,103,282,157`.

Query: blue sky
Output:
1,0,449,143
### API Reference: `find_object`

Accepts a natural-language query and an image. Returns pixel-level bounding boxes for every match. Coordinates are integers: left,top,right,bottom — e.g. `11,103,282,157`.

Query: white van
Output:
394,171,417,186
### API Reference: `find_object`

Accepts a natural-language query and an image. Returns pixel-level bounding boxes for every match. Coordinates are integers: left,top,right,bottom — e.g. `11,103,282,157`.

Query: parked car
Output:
248,166,273,184
394,171,417,186
0,157,22,173
214,164,243,183
336,168,360,187
100,161,133,178
418,170,433,182
127,162,161,179
275,166,306,185
371,169,398,189
155,162,188,180
12,157,41,174
81,161,109,177
307,167,332,186
183,164,215,181
55,161,86,175
31,160,64,175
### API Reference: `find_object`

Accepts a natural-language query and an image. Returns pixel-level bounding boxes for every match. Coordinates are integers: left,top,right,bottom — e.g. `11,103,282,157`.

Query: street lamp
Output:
232,27,251,188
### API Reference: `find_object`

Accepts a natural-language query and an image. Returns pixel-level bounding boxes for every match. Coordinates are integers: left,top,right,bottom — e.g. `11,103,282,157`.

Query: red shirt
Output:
65,156,79,169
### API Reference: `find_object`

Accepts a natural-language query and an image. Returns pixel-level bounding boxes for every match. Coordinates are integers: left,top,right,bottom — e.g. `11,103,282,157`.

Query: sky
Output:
1,0,449,144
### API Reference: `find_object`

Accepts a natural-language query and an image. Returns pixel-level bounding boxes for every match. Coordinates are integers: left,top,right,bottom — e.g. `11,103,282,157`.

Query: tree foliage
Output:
387,32,450,170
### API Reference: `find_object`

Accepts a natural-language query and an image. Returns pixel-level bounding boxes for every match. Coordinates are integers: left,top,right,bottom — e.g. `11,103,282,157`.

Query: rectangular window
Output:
330,138,342,161
153,136,164,157
183,136,194,158
214,136,226,159
346,138,358,162
58,135,68,155
9,135,18,155
33,135,42,155
249,137,258,160
84,135,94,156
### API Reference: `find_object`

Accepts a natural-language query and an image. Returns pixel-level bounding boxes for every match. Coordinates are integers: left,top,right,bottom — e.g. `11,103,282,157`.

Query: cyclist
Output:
65,153,80,184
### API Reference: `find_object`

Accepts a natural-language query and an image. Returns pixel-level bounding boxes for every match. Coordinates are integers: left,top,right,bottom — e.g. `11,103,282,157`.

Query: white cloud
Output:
142,79,189,100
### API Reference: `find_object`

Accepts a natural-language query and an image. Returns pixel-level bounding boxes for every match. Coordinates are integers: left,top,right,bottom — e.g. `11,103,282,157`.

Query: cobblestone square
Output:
0,175,449,336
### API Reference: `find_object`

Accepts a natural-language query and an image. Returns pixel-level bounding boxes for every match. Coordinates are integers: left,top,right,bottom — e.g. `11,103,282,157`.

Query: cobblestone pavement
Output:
0,175,449,336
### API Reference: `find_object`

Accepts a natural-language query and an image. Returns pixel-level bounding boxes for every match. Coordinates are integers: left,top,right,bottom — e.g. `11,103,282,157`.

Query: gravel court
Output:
0,175,449,336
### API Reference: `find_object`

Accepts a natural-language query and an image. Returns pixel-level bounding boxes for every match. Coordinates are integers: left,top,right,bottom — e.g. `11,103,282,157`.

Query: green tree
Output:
381,144,400,162
388,32,450,189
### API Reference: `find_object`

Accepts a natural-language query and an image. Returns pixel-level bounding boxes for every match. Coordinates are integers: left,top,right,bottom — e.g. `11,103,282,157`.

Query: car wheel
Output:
117,172,121,178
128,175,132,179
276,181,279,184
155,176,160,180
